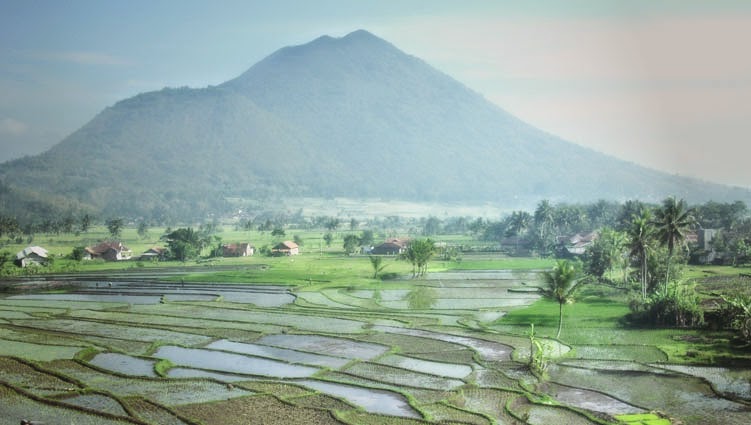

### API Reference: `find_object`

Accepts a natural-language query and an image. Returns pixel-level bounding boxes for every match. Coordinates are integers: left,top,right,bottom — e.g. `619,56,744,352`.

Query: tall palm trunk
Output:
641,248,648,300
556,302,564,338
665,252,672,290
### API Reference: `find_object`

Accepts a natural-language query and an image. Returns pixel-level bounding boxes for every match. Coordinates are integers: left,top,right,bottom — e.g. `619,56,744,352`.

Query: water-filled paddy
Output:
89,352,157,377
60,393,129,416
374,325,514,361
548,363,751,425
206,339,351,368
153,345,320,378
375,354,473,378
655,364,751,400
9,293,166,304
257,333,389,359
296,379,420,418
1,277,749,424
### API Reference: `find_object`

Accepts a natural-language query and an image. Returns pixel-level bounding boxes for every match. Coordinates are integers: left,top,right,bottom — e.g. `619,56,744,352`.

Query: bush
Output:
627,282,704,328
379,272,400,281
70,246,86,261
720,295,751,343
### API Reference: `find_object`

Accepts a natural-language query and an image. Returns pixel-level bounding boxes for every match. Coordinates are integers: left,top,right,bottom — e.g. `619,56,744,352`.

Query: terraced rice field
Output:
0,274,749,424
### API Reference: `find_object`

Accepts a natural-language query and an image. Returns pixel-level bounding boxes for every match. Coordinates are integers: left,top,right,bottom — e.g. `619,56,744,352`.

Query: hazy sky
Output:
2,0,750,188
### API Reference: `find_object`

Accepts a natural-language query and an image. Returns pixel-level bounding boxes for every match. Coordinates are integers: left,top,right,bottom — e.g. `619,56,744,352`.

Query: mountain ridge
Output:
0,29,748,222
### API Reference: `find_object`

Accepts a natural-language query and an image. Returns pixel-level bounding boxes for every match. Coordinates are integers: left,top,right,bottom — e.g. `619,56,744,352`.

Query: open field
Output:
1,250,751,424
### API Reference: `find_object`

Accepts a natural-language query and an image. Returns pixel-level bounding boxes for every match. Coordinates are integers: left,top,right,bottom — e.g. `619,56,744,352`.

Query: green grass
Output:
683,264,751,280
445,257,556,271
173,254,415,288
494,283,751,364
496,285,630,336
153,359,174,377
615,413,671,425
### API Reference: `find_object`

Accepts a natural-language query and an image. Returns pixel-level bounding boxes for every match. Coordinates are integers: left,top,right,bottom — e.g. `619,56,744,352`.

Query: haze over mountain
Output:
1,30,748,221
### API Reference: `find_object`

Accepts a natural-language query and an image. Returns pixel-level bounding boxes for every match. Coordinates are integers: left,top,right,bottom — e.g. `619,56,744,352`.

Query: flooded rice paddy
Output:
1,273,749,424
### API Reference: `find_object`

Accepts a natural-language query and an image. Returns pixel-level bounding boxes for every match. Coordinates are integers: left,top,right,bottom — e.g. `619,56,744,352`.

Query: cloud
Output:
0,117,28,135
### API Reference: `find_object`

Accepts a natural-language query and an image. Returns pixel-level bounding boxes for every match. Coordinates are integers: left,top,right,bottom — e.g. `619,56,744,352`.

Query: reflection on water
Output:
297,379,421,418
257,334,389,360
89,352,157,377
655,364,751,401
154,346,320,378
7,281,295,307
404,286,437,309
548,363,751,425
206,339,350,368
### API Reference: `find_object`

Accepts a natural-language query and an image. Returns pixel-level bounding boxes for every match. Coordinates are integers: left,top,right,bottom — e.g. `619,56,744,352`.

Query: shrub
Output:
69,246,86,261
720,295,751,343
627,282,704,328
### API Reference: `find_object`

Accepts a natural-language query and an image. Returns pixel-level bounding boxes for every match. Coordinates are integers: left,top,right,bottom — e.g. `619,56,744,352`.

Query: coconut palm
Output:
507,210,532,253
540,259,581,339
652,197,695,288
627,210,654,300
534,200,555,254
369,255,387,279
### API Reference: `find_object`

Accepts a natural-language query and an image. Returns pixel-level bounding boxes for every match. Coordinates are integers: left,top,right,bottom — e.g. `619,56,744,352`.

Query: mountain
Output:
0,29,748,221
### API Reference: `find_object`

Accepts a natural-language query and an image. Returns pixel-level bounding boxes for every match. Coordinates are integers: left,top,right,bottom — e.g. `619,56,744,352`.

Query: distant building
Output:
564,232,598,255
272,241,299,256
85,241,132,261
139,247,167,261
15,246,49,267
696,229,718,251
371,238,409,255
693,229,719,264
222,243,255,257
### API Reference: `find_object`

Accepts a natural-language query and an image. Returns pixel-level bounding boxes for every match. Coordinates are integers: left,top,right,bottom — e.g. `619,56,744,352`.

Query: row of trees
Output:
466,199,749,260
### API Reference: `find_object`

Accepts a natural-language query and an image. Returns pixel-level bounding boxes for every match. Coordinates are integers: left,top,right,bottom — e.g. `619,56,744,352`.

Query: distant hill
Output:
1,29,748,221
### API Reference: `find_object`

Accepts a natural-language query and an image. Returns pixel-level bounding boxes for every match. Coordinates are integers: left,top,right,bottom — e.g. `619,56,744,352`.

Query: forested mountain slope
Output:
1,30,747,221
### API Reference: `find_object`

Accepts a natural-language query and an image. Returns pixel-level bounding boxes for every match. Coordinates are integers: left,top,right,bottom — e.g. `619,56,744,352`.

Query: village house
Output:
272,241,299,256
371,238,409,255
222,242,255,257
85,241,133,261
15,246,49,267
691,228,719,264
139,247,167,261
563,232,598,256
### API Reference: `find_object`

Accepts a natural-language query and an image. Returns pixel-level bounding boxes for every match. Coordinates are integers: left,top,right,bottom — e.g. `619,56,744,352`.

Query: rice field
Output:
0,271,749,425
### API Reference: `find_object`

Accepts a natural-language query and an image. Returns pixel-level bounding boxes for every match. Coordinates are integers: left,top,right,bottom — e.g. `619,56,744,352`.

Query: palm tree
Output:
540,260,581,339
652,197,695,288
369,255,387,279
534,200,555,254
507,210,532,253
627,210,654,299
